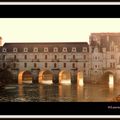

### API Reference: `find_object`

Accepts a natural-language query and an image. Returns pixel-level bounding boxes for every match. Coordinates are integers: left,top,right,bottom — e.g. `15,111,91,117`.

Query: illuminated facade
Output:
1,32,120,84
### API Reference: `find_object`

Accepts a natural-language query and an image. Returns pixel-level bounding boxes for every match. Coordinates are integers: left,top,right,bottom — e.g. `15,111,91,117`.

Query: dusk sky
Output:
0,18,120,45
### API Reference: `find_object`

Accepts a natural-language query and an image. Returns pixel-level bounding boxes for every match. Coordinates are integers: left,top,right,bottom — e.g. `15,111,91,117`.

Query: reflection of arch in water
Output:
38,70,53,84
77,71,84,86
102,71,115,85
59,70,71,85
18,71,33,84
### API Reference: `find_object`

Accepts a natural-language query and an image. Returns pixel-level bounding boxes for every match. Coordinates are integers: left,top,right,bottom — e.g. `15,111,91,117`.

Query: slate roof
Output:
0,42,89,53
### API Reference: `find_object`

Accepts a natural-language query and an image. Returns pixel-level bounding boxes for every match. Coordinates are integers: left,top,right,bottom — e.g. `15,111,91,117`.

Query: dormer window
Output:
2,48,7,52
63,47,67,52
82,47,87,52
13,48,17,52
72,47,76,52
53,47,58,52
44,47,48,52
24,48,28,52
33,47,38,52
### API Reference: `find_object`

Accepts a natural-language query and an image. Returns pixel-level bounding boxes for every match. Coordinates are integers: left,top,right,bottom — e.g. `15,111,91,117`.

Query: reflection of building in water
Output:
1,33,120,85
18,85,24,97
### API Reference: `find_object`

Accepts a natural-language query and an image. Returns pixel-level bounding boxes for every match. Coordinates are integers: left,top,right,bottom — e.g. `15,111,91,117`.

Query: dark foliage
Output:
0,69,13,86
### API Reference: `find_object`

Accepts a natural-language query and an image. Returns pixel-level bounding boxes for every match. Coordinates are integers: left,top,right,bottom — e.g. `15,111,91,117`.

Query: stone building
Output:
0,32,120,85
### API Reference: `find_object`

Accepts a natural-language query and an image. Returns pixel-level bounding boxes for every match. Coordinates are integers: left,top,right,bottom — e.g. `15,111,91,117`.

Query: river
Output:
0,83,119,102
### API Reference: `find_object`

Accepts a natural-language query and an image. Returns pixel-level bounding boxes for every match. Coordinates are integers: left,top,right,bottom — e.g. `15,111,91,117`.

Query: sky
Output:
1,18,120,45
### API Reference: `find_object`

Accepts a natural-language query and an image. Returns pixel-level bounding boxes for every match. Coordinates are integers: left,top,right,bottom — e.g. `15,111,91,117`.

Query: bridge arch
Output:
59,70,71,85
18,71,33,84
38,70,53,84
102,70,115,84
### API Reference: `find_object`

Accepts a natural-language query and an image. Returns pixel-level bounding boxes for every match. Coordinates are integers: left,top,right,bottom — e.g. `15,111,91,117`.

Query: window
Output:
45,63,47,68
45,55,47,60
111,55,114,59
13,63,16,68
110,63,112,68
95,65,97,68
34,63,37,68
72,63,75,68
73,55,75,59
63,47,67,52
83,63,86,68
83,47,87,52
84,55,86,60
72,47,76,52
24,48,28,52
35,55,37,59
2,55,5,60
13,48,17,52
44,47,48,52
64,55,66,59
14,55,16,59
54,55,57,60
25,55,27,60
33,48,38,52
63,63,66,68
3,63,5,68
2,48,7,52
53,47,58,52
24,63,27,68
54,63,57,68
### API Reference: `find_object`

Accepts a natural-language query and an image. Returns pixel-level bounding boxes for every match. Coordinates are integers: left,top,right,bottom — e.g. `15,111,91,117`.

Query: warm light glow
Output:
77,72,84,86
109,74,114,88
78,78,84,86
41,80,53,85
23,81,32,84
60,80,71,85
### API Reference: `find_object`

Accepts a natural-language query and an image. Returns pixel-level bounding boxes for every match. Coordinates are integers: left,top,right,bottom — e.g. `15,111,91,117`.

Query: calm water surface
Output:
0,83,119,102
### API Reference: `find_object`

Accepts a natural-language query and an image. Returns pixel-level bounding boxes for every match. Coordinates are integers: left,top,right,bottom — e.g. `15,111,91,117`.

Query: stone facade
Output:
1,33,120,84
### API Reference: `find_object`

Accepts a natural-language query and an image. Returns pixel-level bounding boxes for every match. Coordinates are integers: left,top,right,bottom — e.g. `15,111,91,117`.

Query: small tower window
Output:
53,47,58,52
72,47,76,52
83,47,87,52
44,47,48,52
2,48,7,52
63,47,67,52
24,48,28,52
13,48,17,52
33,48,38,52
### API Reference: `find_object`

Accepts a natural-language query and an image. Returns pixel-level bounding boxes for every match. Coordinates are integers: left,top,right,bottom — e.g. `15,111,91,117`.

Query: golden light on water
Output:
77,72,84,86
78,78,84,86
60,80,71,85
41,80,53,85
109,74,114,88
23,81,32,84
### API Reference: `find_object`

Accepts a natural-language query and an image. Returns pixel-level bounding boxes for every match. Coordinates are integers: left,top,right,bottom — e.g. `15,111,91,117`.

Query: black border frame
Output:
0,5,120,115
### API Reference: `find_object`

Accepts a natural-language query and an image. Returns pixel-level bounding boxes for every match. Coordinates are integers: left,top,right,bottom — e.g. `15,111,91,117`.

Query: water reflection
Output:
0,82,120,102
18,85,24,97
